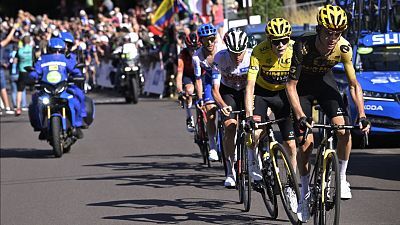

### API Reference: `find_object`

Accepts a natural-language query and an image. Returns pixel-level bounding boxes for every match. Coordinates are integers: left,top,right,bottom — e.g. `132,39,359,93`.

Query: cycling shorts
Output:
294,73,348,137
202,74,215,103
183,76,195,86
253,84,295,141
220,84,245,121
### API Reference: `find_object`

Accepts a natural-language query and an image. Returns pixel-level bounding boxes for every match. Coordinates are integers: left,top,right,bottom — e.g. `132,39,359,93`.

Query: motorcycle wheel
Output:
131,77,139,104
51,116,63,158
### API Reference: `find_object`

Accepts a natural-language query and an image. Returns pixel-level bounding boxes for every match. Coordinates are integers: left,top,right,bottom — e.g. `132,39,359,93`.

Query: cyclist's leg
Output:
203,75,218,159
272,90,297,170
293,94,314,198
318,81,352,198
220,87,238,163
183,76,195,125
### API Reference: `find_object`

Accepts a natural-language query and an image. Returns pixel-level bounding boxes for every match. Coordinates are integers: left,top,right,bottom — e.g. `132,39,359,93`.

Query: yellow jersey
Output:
247,39,294,91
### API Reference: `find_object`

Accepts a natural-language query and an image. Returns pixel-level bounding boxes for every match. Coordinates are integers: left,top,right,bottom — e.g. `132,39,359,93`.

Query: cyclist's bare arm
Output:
212,83,226,108
342,56,366,119
286,79,305,120
245,79,256,117
195,78,203,100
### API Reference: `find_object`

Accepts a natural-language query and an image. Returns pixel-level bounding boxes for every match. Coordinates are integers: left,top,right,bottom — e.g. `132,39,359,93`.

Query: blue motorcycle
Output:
26,65,94,157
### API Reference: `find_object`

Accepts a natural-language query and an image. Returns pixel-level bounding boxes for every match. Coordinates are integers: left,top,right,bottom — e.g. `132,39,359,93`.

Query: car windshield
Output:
356,46,400,71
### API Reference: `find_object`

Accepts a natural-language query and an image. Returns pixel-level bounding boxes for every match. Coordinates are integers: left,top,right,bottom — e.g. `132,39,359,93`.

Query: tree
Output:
252,0,284,22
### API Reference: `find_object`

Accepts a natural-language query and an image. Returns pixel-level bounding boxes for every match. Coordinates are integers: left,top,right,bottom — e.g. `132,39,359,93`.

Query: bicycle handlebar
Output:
300,123,369,148
254,118,286,128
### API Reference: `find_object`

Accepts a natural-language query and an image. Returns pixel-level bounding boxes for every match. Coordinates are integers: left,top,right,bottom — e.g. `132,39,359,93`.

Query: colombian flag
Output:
151,0,177,28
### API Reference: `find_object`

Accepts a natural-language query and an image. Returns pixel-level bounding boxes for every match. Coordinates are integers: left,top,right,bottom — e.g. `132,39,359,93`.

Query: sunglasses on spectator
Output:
271,37,290,46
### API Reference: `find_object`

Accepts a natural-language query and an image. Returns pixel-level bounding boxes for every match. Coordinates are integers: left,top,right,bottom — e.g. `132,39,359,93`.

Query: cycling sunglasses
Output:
271,37,290,46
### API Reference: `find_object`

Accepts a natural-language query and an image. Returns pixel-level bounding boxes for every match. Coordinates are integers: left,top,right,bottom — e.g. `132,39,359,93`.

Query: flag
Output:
176,0,192,14
151,0,176,28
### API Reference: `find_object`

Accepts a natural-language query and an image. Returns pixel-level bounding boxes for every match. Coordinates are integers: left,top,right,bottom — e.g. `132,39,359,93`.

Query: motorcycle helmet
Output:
48,37,66,53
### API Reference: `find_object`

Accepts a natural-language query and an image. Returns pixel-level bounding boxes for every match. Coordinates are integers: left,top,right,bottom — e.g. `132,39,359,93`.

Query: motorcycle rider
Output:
29,37,84,139
60,31,87,123
112,34,139,88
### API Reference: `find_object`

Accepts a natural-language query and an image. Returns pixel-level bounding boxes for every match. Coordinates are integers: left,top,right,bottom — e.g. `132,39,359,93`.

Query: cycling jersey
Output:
247,39,294,91
193,43,226,78
289,34,353,80
288,34,352,129
193,43,225,102
177,48,195,78
212,48,252,91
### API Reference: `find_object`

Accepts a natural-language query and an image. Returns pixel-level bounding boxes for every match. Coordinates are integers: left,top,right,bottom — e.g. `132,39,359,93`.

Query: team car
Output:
333,32,400,136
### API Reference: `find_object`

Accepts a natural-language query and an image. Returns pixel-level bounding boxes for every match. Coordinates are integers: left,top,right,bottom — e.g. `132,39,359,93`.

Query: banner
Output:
143,62,166,95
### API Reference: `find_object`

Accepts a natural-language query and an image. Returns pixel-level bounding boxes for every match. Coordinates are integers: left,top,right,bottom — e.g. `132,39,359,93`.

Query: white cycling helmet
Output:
223,28,248,53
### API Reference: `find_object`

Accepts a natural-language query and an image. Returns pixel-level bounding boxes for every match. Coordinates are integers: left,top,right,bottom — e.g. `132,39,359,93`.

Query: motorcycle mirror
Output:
24,66,35,72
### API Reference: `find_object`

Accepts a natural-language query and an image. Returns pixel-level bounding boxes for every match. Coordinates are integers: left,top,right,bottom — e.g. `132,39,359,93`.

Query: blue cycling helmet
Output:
60,31,74,44
197,24,217,37
48,37,66,51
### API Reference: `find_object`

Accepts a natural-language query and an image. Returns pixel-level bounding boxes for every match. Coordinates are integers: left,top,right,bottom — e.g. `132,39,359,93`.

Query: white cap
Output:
100,35,109,43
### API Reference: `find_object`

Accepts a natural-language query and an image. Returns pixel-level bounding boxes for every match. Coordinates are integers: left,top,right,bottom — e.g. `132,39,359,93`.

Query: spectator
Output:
9,44,27,109
0,22,18,115
211,0,225,38
15,35,34,116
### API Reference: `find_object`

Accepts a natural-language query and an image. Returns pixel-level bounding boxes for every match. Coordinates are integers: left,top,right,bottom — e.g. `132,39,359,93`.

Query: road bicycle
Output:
251,118,300,224
301,121,368,225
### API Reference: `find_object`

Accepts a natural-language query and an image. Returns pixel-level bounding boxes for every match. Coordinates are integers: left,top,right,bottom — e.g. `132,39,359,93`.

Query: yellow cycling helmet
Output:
265,18,292,39
317,4,348,31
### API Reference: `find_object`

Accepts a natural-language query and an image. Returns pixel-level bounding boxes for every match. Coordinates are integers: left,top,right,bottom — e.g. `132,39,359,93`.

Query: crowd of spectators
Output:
0,0,229,115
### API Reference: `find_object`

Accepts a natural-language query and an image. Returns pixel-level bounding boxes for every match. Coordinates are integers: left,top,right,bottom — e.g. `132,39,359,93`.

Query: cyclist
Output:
285,5,370,222
245,18,297,186
176,33,201,131
193,23,226,161
212,28,251,187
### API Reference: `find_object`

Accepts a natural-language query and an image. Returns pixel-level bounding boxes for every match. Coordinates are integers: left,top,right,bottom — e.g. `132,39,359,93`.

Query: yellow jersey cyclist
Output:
211,28,252,187
245,18,297,186
193,23,226,162
285,5,371,222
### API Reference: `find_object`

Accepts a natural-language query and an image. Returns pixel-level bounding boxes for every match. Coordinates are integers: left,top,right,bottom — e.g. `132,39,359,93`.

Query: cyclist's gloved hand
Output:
196,99,204,108
358,117,371,133
221,106,232,117
298,116,312,132
178,92,184,102
245,116,256,131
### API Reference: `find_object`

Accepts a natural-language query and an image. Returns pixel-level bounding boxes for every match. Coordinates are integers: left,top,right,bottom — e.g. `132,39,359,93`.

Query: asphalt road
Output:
1,95,400,225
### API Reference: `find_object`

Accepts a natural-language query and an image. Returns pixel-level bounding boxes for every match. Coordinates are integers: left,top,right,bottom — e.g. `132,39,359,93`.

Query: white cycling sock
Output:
339,159,348,182
300,173,310,199
208,134,216,150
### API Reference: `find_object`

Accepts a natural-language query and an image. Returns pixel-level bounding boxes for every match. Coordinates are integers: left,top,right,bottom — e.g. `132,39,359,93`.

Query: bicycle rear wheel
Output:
314,151,340,225
272,143,301,225
259,151,278,219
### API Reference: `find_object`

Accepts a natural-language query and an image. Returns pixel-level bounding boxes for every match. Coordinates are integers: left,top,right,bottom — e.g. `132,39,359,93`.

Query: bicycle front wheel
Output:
259,151,278,219
271,143,301,225
242,143,251,212
314,151,340,225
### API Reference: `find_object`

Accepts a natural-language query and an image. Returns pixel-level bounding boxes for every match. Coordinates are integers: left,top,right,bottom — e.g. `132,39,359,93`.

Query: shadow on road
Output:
88,198,286,224
0,148,53,159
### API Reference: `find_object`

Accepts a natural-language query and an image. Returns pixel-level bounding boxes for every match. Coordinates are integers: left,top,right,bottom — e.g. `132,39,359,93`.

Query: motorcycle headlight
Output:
131,66,139,71
124,67,132,72
42,97,50,105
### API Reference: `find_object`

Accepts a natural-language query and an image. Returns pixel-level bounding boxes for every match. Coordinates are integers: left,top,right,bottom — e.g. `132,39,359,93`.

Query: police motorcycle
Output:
27,38,94,158
112,35,144,104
